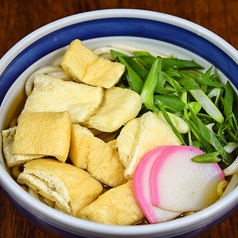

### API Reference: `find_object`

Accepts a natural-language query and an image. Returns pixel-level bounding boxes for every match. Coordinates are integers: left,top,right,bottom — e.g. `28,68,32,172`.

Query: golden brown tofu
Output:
61,39,125,88
21,74,104,123
70,124,127,187
12,111,71,162
82,56,125,88
61,39,99,80
78,180,144,225
17,158,103,216
2,127,43,167
117,111,181,179
83,86,142,132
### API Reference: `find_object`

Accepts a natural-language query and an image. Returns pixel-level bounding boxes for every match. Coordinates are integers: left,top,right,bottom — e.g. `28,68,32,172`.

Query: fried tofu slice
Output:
82,56,125,88
83,86,142,132
117,111,181,179
21,74,104,123
17,158,103,216
11,111,71,162
2,127,43,167
69,124,127,187
61,39,125,88
78,180,144,225
61,39,98,80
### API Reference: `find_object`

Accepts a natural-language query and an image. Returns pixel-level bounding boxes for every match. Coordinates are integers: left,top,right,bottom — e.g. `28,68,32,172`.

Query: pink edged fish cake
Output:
133,146,180,223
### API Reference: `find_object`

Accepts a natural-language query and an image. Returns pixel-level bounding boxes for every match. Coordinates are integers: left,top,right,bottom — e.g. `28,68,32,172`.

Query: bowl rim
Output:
1,8,238,237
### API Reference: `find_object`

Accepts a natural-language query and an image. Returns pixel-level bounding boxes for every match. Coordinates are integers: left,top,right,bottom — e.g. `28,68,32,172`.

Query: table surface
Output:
1,0,238,237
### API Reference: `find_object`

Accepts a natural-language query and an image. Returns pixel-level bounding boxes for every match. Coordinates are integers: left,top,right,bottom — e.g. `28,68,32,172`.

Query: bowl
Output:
1,9,238,238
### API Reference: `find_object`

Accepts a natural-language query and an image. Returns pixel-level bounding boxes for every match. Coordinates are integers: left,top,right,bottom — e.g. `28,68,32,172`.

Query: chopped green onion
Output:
190,89,224,124
192,152,221,163
140,57,162,113
117,55,144,94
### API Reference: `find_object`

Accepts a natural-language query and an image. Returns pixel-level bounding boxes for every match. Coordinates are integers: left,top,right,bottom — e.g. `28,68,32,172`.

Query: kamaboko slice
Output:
133,146,181,223
150,146,225,213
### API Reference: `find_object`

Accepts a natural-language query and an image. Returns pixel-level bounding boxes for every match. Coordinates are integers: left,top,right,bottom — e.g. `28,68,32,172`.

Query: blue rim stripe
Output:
1,17,238,103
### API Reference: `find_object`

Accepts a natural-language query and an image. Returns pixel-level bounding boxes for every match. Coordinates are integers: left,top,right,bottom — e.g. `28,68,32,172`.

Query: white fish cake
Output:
17,158,103,216
117,111,181,179
12,111,71,162
78,180,144,225
83,86,142,132
70,124,127,187
21,74,104,123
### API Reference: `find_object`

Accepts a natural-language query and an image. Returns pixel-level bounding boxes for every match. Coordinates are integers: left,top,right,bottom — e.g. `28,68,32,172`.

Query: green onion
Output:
189,109,232,165
117,56,144,94
140,57,162,113
190,89,224,124
111,49,238,167
192,152,221,163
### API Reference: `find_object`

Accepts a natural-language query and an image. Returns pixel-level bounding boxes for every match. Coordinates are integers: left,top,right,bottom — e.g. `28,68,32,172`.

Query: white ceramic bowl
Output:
1,9,238,238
